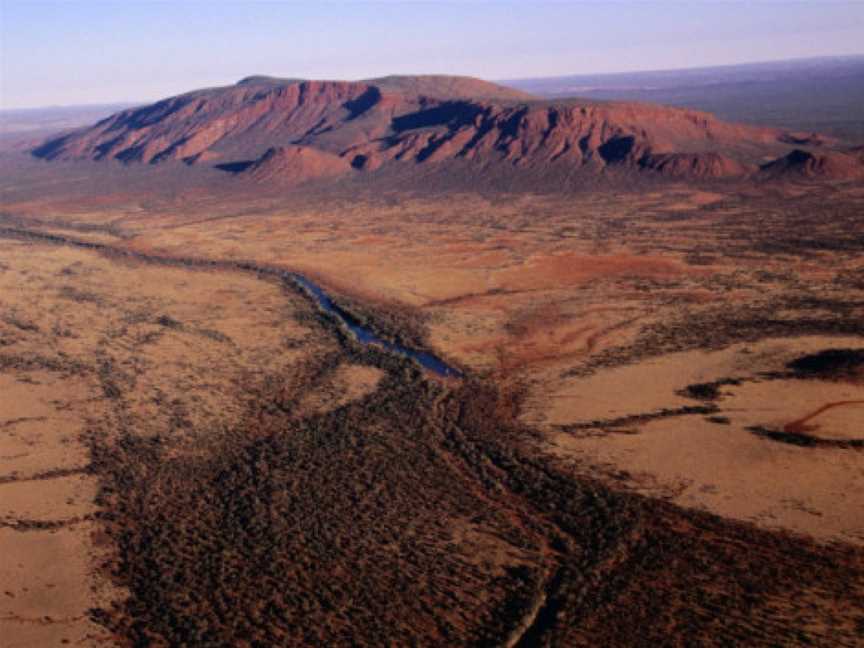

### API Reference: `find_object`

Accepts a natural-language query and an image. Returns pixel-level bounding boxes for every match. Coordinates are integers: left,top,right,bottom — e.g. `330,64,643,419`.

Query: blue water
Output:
291,275,461,378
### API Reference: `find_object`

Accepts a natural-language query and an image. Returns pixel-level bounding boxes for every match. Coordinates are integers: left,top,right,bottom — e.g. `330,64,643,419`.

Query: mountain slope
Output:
31,74,864,184
342,99,780,172
245,145,350,184
761,149,864,180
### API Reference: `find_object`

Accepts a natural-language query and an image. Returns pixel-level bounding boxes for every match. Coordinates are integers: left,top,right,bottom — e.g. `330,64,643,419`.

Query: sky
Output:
1,0,863,109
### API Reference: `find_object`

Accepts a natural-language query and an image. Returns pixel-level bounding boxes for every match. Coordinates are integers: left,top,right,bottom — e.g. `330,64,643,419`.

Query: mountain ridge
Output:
31,74,864,184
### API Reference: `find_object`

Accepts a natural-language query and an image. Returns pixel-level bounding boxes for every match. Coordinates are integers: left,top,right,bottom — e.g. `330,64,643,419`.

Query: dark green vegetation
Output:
678,378,742,401
89,356,545,646
788,348,864,378
747,425,864,450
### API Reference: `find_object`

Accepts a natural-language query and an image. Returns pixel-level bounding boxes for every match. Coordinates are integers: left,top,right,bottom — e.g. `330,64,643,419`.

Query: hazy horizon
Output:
2,1,863,110
0,53,862,113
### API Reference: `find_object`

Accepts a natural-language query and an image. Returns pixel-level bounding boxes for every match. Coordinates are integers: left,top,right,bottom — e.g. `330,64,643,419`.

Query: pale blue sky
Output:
1,1,862,109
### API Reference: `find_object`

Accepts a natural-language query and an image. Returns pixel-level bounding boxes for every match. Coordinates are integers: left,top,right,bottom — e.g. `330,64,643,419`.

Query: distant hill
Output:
504,56,864,142
0,103,138,135
29,73,864,185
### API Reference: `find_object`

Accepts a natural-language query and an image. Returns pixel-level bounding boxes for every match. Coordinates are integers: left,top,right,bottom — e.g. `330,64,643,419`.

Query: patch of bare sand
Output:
0,368,109,645
425,295,648,374
550,413,864,545
0,521,115,647
495,252,686,291
532,336,864,545
0,368,109,646
1,474,94,523
785,401,864,440
0,237,333,646
447,516,536,572
297,364,384,417
0,374,91,480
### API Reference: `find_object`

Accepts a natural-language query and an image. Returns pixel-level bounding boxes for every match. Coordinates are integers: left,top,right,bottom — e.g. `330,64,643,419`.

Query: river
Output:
290,275,461,378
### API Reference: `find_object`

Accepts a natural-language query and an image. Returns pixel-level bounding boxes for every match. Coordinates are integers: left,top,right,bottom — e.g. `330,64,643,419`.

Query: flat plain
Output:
1,163,863,645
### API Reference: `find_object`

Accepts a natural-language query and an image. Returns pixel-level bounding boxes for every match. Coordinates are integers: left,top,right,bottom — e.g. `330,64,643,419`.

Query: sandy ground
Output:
0,238,338,646
1,178,863,641
529,337,864,545
0,370,113,647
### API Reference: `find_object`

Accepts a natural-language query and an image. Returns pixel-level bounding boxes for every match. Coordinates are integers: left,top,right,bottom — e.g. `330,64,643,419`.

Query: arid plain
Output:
1,73,864,645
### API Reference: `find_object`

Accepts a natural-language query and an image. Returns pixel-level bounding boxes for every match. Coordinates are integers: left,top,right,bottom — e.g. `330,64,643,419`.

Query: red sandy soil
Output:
784,400,864,435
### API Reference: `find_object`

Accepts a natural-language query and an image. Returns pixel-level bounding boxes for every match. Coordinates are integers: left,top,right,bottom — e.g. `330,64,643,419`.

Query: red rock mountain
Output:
639,152,752,178
32,75,864,183
246,145,350,184
761,149,864,180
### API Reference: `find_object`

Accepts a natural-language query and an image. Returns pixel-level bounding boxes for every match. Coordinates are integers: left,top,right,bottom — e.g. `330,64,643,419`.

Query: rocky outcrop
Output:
245,146,350,184
640,152,752,178
344,99,777,172
32,74,856,184
32,80,377,164
760,149,864,180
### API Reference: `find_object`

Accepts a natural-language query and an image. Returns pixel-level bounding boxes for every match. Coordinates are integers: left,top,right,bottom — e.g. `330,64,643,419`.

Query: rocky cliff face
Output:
639,152,752,178
342,100,778,174
33,80,376,164
32,75,863,184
